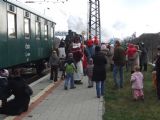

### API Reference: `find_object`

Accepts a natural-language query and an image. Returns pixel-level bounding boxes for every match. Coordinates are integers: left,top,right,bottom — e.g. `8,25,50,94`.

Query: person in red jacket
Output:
93,36,99,45
126,43,138,73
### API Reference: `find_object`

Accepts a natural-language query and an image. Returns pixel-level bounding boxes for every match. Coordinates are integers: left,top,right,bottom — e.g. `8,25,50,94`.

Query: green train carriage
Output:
0,0,56,73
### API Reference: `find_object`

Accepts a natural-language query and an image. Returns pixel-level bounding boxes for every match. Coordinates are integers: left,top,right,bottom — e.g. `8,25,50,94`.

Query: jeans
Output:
50,65,58,82
113,64,124,88
64,73,74,88
87,46,94,58
96,81,104,97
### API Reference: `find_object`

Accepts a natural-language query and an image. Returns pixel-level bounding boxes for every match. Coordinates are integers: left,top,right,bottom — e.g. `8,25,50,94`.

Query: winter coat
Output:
113,46,126,66
0,77,31,115
130,72,143,89
87,39,93,47
140,46,148,64
127,44,137,60
82,54,88,69
58,47,66,59
92,52,107,81
155,54,160,82
86,64,94,78
49,54,60,66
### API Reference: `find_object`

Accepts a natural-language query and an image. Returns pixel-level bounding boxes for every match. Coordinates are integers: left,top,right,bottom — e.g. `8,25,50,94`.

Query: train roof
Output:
3,0,56,24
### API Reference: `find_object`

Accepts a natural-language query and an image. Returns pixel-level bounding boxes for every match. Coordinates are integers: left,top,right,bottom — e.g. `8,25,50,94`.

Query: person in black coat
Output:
139,42,148,71
155,45,160,100
0,69,10,107
92,46,107,98
0,69,32,115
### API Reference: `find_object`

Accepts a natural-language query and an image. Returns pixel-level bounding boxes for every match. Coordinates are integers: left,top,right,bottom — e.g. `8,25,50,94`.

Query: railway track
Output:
21,68,50,84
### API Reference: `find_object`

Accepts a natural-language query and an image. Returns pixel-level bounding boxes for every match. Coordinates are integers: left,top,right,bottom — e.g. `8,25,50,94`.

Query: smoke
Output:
67,15,87,34
112,21,126,30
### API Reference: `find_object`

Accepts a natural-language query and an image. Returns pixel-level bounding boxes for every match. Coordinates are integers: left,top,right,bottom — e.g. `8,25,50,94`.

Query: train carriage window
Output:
51,23,55,40
44,24,48,40
36,16,41,40
8,12,17,38
36,21,41,40
51,27,54,39
24,18,30,39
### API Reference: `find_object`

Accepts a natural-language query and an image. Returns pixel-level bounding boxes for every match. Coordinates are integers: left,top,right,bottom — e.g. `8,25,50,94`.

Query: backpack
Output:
65,63,75,73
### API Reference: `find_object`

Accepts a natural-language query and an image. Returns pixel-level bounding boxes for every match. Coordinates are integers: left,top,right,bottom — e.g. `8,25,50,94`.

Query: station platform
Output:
1,73,104,120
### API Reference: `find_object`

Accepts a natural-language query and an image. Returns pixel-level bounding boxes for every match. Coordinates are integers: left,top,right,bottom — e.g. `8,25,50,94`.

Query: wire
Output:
25,0,68,4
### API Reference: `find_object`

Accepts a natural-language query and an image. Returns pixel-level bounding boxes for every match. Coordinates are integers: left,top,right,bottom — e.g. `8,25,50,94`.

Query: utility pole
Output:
88,0,101,43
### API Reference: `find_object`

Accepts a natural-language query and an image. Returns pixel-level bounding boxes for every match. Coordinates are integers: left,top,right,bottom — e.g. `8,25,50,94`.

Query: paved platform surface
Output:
1,74,104,120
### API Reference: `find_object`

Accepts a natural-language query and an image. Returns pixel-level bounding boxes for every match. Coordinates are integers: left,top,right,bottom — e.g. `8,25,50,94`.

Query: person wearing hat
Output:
63,52,76,90
155,45,160,100
49,50,60,82
139,42,148,71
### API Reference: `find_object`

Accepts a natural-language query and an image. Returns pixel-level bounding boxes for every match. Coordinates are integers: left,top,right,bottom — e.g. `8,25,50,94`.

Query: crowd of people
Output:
50,36,160,102
1,35,160,116
49,36,108,98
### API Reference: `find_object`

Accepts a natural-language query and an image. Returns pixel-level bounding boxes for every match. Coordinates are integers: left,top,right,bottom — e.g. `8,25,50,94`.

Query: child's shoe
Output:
88,85,93,88
64,86,68,90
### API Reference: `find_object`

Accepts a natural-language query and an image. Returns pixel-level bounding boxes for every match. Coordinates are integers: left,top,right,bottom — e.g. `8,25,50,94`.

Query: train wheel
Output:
36,61,45,76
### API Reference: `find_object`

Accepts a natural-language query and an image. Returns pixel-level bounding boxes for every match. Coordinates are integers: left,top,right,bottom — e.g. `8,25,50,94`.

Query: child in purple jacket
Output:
130,65,144,101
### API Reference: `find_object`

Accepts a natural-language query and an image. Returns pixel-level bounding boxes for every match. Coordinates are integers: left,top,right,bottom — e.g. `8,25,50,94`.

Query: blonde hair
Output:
134,65,140,71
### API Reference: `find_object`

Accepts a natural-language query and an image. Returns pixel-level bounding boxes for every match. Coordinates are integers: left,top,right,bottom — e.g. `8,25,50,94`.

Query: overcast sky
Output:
20,0,160,42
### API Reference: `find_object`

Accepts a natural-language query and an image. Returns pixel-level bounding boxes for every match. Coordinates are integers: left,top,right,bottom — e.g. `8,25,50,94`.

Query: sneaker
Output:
75,80,83,85
88,86,93,88
97,96,100,98
70,86,76,89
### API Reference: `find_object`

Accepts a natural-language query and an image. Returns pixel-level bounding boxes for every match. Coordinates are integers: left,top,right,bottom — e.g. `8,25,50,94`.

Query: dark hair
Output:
115,40,120,46
95,46,101,52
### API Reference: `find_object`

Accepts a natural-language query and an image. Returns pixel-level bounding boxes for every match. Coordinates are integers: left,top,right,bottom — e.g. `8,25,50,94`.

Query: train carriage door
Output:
7,4,21,67
24,11,31,62
42,20,49,58
35,16,41,60
50,23,55,51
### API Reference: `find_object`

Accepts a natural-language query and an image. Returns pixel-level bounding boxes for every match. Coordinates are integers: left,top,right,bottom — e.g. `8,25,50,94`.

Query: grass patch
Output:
103,65,160,120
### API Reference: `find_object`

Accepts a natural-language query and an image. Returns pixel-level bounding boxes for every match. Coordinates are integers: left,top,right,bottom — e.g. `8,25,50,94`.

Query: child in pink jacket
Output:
130,65,144,101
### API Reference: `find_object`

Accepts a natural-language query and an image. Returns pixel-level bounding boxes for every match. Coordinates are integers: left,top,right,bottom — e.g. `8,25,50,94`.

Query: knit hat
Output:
101,44,107,50
95,46,101,52
68,53,73,58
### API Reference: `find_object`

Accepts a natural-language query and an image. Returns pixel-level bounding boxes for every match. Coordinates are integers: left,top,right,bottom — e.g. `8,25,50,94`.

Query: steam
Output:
112,21,126,30
67,15,87,34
